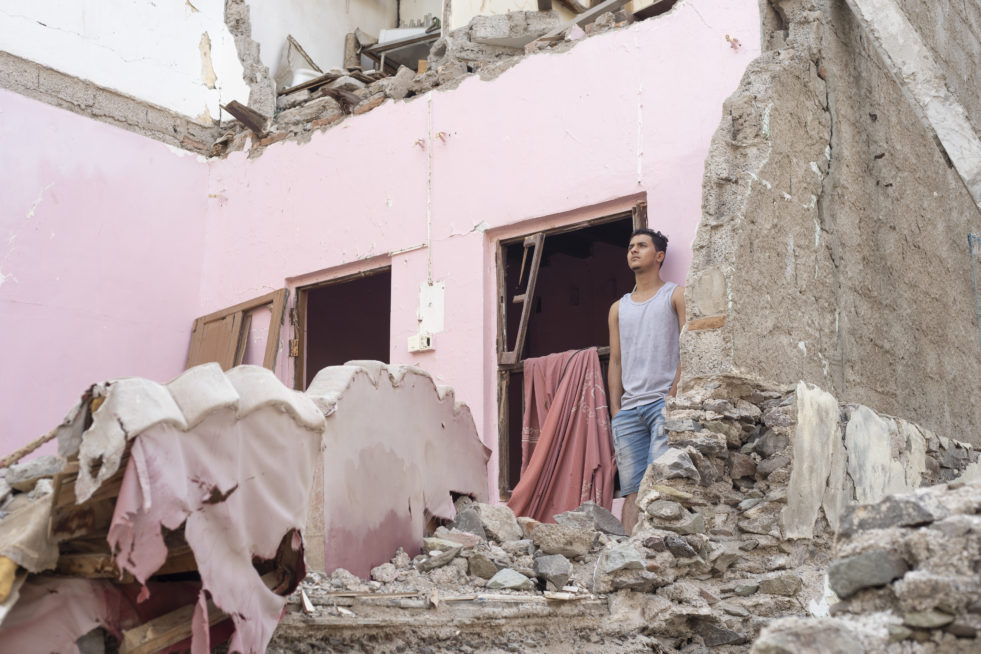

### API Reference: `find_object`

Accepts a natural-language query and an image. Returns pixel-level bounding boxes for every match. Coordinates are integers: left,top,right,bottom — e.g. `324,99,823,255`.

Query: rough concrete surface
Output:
683,0,981,444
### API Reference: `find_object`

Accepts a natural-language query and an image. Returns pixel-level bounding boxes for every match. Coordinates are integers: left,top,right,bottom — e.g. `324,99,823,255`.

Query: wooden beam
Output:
120,599,225,654
537,0,634,41
557,0,590,12
509,232,544,364
497,370,511,495
632,200,648,230
263,288,289,370
495,243,508,358
220,100,269,136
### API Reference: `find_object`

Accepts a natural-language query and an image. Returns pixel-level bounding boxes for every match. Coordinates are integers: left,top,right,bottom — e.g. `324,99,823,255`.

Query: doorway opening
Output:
295,268,391,390
496,202,647,497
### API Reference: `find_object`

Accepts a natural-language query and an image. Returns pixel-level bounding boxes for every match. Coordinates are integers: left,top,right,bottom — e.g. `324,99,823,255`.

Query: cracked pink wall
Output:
0,90,208,456
202,0,760,501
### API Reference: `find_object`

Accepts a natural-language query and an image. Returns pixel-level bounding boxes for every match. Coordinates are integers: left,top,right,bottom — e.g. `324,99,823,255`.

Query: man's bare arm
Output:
608,301,623,417
668,286,686,397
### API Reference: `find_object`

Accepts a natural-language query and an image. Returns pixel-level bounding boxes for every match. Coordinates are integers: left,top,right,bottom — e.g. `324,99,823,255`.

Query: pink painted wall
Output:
202,0,761,501
0,90,209,456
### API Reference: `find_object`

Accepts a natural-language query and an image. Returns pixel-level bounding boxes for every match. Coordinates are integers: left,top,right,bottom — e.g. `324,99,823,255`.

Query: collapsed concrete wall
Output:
683,0,981,444
303,361,491,578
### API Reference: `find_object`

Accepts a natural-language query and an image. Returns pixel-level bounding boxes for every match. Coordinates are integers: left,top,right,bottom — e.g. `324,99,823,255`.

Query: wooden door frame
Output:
292,266,393,391
494,203,645,497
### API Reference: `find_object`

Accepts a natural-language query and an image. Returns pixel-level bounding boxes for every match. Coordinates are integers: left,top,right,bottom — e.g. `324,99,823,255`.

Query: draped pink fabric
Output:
507,348,617,523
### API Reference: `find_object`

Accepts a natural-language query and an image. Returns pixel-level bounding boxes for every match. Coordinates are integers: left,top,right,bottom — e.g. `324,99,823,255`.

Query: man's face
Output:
627,234,664,272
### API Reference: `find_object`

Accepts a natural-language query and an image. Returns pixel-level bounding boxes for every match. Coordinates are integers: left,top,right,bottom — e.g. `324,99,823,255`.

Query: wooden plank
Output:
538,0,633,40
234,311,252,367
279,71,343,96
120,598,225,654
220,100,269,136
557,0,590,12
632,200,648,230
262,288,289,370
294,289,308,390
495,243,508,358
497,370,511,496
510,232,545,364
186,289,288,372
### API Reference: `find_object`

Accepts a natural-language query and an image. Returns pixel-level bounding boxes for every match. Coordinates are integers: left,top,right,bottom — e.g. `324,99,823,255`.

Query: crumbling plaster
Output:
0,0,250,123
683,0,981,444
200,0,761,501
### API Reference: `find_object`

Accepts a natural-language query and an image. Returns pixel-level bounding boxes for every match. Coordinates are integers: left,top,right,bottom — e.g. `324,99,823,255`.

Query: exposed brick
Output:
687,315,727,331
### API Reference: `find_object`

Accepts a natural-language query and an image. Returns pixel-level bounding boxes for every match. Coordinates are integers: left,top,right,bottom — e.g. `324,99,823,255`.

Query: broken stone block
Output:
516,516,540,538
353,93,386,115
754,430,790,458
472,503,522,542
533,554,571,591
370,562,398,583
451,507,488,540
664,535,698,558
423,536,466,553
432,527,481,549
469,11,559,48
903,609,955,629
757,454,791,479
328,76,366,93
729,452,757,479
414,544,461,572
330,568,369,591
28,478,54,499
553,501,627,536
753,619,865,654
695,621,746,647
467,552,501,579
501,538,535,556
596,543,644,575
593,567,661,594
409,70,438,95
276,89,312,111
387,66,416,100
646,500,684,521
531,523,595,559
827,549,909,598
649,448,700,483
733,582,759,596
650,509,705,535
759,573,802,596
486,568,534,590
838,495,938,537
275,96,342,126
6,455,65,492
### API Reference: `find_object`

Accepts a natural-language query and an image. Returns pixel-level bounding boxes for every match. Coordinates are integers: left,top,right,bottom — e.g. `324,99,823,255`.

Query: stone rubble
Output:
278,375,980,652
214,9,636,159
753,480,981,653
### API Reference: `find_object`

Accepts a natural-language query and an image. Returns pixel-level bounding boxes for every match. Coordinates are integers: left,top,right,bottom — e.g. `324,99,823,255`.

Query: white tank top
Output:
618,282,679,411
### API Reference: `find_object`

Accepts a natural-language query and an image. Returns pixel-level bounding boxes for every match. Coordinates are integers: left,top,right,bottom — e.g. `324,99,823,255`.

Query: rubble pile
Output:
753,480,981,653
272,375,981,652
213,9,636,158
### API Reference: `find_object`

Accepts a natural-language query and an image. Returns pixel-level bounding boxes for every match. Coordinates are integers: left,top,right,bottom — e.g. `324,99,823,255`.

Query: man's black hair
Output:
630,228,668,256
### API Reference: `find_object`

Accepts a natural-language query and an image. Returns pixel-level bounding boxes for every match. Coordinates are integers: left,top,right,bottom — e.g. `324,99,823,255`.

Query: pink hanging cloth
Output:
507,347,617,522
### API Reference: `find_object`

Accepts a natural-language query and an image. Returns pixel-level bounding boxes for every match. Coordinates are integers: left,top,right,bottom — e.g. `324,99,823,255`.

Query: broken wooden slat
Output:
497,370,511,496
508,232,545,365
632,200,648,231
220,100,269,136
119,598,225,654
557,0,590,12
185,289,288,372
537,0,634,41
279,71,343,96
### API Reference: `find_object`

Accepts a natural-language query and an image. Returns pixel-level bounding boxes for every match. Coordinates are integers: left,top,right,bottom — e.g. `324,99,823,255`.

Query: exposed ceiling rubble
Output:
212,6,647,159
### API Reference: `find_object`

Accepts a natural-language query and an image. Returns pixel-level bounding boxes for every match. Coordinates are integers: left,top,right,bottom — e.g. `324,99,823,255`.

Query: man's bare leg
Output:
622,492,639,535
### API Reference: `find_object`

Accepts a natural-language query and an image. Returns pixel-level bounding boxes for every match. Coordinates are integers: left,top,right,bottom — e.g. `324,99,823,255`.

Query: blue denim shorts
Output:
612,398,668,496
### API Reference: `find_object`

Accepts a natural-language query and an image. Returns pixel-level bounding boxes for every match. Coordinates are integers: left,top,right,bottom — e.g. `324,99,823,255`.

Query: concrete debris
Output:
3,455,65,492
753,480,981,652
212,9,641,159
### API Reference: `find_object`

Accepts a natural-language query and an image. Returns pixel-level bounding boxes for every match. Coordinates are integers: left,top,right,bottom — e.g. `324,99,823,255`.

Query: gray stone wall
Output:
684,0,981,444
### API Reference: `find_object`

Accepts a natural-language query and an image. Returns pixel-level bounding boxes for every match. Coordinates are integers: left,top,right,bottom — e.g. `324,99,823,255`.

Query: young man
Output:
608,228,685,534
